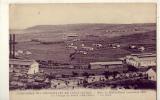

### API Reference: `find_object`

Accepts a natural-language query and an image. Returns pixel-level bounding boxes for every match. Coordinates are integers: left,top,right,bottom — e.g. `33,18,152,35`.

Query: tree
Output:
82,72,90,78
72,71,78,77
112,71,119,78
128,65,138,72
102,71,110,79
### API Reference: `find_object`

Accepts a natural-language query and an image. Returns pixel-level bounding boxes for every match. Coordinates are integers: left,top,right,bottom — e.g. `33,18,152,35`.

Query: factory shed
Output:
125,53,156,68
9,59,39,74
89,61,123,69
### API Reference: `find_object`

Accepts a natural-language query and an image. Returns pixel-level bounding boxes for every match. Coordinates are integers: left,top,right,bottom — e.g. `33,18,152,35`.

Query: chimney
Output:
9,34,12,58
12,34,15,58
9,34,16,58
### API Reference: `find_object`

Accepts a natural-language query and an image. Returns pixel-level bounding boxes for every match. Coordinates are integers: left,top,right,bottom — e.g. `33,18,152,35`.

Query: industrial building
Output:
89,61,123,69
9,59,39,74
9,34,39,75
125,53,156,68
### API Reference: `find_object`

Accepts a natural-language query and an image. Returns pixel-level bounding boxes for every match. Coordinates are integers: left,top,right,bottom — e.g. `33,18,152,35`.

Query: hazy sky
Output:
10,3,156,29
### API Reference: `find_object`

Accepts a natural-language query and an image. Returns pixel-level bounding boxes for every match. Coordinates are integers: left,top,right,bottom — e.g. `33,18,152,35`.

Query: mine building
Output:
125,53,156,68
89,60,123,70
9,59,39,74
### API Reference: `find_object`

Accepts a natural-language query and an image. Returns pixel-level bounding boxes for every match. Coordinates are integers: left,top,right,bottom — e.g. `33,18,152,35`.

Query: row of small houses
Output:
50,70,155,89
10,70,155,89
9,53,156,81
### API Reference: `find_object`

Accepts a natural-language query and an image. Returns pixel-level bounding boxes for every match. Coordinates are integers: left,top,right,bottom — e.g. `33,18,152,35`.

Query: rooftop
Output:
148,67,156,72
130,53,156,58
138,55,156,58
90,61,123,65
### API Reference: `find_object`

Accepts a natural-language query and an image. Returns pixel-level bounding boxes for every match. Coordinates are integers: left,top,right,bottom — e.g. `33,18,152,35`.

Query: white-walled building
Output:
146,67,156,81
9,59,39,74
82,46,94,51
125,53,156,68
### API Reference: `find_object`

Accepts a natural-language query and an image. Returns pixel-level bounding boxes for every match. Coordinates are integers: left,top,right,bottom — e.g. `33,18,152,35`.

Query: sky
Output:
10,3,156,29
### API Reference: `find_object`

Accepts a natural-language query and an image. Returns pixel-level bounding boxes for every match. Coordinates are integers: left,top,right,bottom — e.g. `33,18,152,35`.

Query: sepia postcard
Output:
9,3,157,100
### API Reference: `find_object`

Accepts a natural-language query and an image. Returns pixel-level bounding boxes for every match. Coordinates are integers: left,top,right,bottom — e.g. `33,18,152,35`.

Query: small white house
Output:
9,59,39,74
17,50,23,54
138,46,145,52
26,51,32,55
81,44,85,47
129,45,136,49
146,68,156,81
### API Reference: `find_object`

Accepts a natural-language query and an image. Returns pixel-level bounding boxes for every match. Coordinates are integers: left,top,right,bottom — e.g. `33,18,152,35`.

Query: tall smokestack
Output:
9,34,16,58
9,34,12,58
12,34,15,58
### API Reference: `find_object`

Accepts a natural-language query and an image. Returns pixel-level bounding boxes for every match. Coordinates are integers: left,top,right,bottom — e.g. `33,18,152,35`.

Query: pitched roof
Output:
150,67,156,72
146,67,156,73
9,59,37,66
130,53,156,58
90,61,123,65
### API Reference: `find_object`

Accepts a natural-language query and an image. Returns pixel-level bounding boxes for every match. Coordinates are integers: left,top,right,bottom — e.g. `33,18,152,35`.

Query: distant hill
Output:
110,30,156,44
10,23,156,42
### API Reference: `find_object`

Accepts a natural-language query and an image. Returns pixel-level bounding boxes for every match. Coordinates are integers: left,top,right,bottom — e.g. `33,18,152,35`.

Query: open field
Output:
11,23,156,65
15,42,70,63
11,23,155,39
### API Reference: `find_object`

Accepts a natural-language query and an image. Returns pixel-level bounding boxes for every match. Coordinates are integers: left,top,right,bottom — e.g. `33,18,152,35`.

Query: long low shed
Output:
89,61,123,69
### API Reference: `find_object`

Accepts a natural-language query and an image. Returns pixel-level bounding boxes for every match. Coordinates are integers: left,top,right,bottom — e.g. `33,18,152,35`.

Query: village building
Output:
89,61,123,70
66,33,78,41
125,53,156,68
87,75,107,83
79,51,87,55
51,79,67,89
146,67,156,81
68,45,78,50
51,77,86,89
82,46,94,51
73,62,89,69
92,43,102,47
9,59,39,74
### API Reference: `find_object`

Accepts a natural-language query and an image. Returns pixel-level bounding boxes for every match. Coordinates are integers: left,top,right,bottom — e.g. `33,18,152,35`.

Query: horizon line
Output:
10,22,156,30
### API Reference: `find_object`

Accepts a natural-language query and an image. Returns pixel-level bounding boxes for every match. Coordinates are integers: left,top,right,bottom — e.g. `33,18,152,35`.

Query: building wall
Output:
90,64,123,70
90,64,105,69
146,69,156,81
87,75,106,83
126,59,139,67
139,57,156,67
28,62,39,74
107,64,123,69
10,61,39,75
51,80,67,89
126,56,156,68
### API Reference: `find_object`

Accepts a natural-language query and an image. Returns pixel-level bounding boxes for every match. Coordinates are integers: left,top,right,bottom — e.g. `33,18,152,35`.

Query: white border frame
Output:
0,0,159,100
